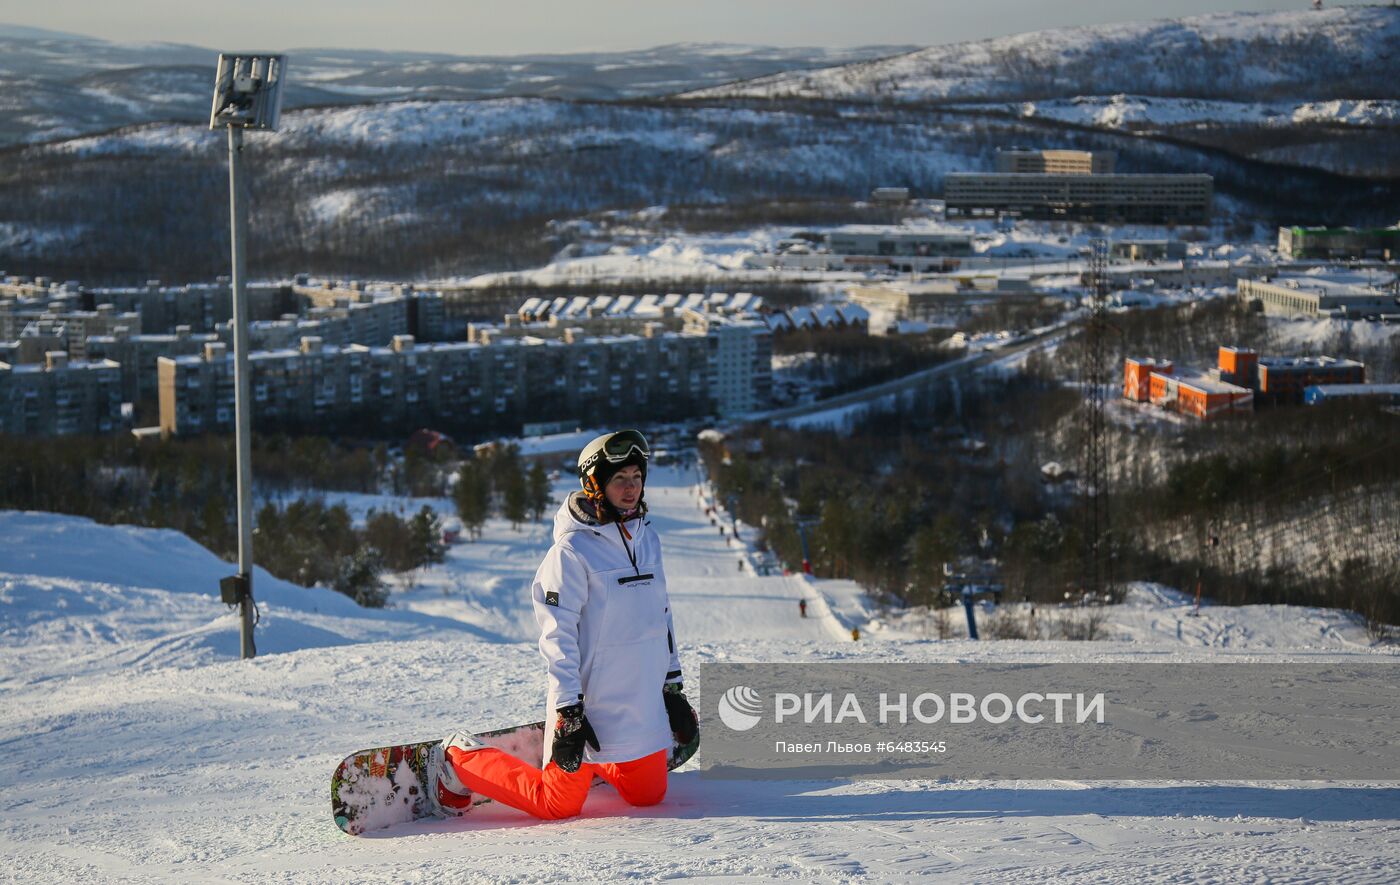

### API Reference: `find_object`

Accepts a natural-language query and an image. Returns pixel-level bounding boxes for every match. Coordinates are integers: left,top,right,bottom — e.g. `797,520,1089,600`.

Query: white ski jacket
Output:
532,493,682,765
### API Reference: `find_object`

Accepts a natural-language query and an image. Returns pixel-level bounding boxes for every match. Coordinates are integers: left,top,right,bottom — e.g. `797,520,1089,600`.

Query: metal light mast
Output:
209,54,286,659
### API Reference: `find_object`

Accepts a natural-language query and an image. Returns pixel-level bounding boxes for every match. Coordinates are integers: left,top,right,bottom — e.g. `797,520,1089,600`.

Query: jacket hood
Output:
553,491,643,543
553,491,599,542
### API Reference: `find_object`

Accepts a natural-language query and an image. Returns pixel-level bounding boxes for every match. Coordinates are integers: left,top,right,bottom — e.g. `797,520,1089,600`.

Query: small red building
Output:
1149,371,1253,419
1124,357,1173,402
1217,346,1258,388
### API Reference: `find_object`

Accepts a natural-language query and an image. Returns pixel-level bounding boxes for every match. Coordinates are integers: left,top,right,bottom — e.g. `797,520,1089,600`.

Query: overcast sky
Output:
0,1,1365,54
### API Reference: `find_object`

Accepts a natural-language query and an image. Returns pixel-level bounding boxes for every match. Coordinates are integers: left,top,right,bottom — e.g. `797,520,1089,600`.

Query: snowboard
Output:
331,720,699,835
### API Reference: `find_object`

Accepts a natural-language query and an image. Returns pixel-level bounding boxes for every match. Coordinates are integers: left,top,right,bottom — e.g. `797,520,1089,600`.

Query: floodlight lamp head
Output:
210,54,287,131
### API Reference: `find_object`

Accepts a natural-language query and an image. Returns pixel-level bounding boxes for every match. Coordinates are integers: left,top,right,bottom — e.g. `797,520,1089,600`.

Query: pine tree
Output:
410,505,446,567
527,461,552,523
453,458,490,540
335,548,388,608
502,467,528,531
364,512,411,574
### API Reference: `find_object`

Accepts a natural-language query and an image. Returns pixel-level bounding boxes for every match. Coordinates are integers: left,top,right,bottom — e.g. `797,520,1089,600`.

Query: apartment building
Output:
14,321,69,363
0,352,123,435
291,280,447,340
945,173,1213,224
86,325,218,406
995,149,1116,175
518,292,763,325
0,276,81,300
680,309,773,416
159,325,722,437
1,305,140,359
91,280,293,334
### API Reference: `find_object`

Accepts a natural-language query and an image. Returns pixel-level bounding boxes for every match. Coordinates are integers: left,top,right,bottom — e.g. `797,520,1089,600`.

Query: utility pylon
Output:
1078,238,1114,601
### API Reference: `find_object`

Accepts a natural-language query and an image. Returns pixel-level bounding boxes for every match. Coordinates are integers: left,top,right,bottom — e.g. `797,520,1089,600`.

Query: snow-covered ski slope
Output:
1,466,1397,882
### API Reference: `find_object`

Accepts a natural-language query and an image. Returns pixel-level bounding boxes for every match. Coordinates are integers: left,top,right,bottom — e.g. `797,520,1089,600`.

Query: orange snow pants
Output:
445,745,668,820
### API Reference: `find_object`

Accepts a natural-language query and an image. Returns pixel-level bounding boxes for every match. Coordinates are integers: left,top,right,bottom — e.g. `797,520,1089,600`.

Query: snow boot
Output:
427,730,484,817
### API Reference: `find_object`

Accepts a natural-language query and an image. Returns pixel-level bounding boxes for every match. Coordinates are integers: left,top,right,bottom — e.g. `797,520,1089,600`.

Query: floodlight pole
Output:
228,125,256,660
211,52,285,660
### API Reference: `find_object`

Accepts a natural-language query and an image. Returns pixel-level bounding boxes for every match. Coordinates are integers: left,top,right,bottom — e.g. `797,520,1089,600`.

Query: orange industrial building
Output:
1124,345,1365,417
1123,357,1173,402
1217,346,1259,388
1148,370,1253,419
1257,356,1365,405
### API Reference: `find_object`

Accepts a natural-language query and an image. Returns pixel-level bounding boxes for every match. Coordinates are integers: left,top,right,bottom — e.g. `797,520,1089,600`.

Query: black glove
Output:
663,682,699,746
552,702,600,773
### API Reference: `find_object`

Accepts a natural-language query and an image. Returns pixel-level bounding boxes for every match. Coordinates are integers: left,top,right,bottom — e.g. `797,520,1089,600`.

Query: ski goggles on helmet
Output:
578,429,650,477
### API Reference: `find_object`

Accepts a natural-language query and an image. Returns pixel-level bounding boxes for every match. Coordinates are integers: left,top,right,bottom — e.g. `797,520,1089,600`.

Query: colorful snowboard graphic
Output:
331,721,699,835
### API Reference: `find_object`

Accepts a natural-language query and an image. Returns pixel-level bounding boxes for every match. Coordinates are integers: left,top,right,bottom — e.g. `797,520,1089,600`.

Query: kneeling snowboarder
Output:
430,429,698,819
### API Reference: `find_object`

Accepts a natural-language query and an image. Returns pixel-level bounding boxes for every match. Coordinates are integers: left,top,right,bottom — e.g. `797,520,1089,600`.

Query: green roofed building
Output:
1278,225,1400,260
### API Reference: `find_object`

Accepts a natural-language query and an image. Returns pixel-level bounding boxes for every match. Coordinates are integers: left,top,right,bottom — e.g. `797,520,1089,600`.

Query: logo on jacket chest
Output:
617,573,656,587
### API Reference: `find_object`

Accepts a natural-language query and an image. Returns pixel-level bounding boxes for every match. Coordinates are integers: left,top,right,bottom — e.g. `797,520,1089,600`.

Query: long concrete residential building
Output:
945,173,1213,224
0,352,123,435
0,304,140,360
86,325,219,407
89,280,294,334
157,321,754,436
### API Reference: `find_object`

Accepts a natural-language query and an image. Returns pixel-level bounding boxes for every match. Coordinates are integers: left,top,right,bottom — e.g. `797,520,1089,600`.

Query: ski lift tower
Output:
209,54,286,660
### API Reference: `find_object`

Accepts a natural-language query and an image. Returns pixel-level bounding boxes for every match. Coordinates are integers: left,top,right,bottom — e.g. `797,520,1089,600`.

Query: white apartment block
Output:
680,309,773,417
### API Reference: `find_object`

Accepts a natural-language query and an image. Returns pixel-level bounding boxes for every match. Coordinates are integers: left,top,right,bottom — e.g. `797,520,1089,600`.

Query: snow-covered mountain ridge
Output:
683,7,1400,104
0,28,913,146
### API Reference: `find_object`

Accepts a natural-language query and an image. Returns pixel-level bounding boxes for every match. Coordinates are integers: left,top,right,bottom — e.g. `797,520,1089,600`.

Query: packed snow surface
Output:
1,466,1397,882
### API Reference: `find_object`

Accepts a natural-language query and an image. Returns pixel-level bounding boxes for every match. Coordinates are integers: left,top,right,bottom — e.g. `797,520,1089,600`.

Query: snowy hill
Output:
684,7,1400,104
0,509,503,683
15,90,1397,283
1,465,1397,881
0,29,913,146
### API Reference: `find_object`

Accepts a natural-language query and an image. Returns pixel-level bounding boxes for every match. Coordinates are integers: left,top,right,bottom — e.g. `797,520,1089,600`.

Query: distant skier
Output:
429,429,698,819
799,599,808,618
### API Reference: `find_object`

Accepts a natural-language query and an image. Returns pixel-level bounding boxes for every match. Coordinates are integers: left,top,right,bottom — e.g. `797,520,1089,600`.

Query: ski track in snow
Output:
1,466,1398,882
